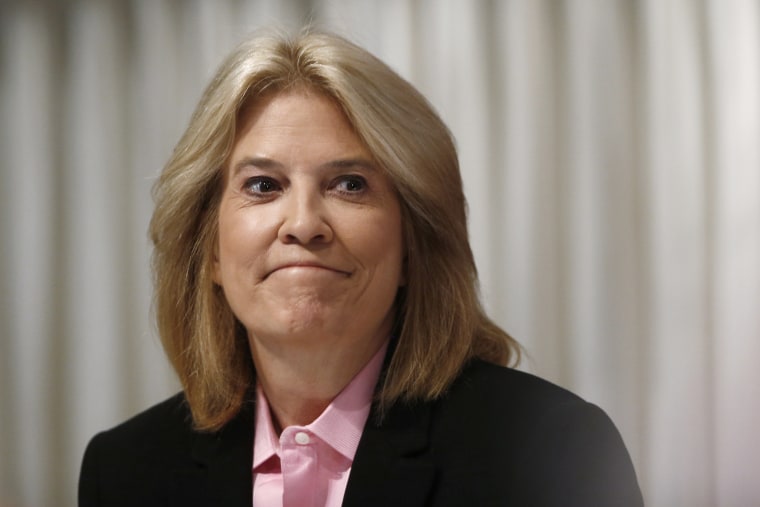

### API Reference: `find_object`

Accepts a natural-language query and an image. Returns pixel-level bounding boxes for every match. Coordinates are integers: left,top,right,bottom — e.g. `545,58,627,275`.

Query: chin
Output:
246,307,333,339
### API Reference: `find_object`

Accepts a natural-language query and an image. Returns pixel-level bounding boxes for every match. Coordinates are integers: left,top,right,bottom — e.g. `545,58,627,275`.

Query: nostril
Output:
277,210,333,245
281,230,329,245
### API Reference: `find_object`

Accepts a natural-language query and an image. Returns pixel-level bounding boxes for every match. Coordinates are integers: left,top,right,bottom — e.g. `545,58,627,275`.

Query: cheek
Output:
363,211,405,285
214,202,264,282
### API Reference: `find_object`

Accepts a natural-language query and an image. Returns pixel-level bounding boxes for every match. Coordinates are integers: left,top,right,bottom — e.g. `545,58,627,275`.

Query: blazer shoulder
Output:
429,360,643,506
447,359,585,415
79,393,199,507
91,392,194,450
81,392,197,477
80,393,256,507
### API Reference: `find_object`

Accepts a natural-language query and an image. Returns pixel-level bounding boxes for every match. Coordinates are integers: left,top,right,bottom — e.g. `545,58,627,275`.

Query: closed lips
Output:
265,263,351,279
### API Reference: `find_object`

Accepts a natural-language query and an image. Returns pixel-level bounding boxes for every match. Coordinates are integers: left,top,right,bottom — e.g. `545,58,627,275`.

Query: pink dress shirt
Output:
252,342,388,507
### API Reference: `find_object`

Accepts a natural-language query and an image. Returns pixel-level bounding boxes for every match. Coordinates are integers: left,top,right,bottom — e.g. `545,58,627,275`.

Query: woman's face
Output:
213,90,405,357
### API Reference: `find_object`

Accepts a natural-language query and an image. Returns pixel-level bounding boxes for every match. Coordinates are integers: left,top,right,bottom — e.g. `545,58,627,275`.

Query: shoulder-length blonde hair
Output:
150,29,520,431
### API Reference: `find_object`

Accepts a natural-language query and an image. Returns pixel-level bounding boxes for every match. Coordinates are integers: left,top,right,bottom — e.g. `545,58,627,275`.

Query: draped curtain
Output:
1,1,758,506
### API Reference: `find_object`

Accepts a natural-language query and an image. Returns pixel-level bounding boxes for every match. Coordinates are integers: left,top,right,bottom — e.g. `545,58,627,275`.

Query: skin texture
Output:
213,89,405,431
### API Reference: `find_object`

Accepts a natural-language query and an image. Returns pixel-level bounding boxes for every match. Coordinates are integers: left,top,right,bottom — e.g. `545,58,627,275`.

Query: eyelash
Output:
243,176,280,195
333,175,367,194
241,175,368,197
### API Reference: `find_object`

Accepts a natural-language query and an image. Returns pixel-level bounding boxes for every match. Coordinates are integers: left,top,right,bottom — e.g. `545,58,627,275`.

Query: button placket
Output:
280,427,319,507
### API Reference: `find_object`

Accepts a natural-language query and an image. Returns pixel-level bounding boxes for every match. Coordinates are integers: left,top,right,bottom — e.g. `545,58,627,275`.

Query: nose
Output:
277,187,333,245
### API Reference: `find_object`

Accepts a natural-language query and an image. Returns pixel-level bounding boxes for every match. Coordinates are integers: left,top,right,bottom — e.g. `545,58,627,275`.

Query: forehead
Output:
229,89,372,166
238,88,349,135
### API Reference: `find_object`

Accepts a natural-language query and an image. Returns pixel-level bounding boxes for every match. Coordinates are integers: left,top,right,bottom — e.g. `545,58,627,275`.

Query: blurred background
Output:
1,0,758,506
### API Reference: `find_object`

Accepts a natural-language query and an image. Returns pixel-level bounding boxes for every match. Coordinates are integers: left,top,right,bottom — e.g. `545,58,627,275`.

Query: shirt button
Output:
294,431,311,445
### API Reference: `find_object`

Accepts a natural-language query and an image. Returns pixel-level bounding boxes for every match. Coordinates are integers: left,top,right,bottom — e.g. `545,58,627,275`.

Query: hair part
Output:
150,28,519,431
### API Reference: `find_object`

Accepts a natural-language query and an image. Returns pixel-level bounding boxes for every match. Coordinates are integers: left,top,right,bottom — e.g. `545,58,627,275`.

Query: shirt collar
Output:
253,340,388,468
252,385,279,469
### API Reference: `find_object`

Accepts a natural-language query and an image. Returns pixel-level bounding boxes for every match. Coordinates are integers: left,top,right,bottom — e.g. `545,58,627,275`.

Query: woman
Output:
79,30,643,506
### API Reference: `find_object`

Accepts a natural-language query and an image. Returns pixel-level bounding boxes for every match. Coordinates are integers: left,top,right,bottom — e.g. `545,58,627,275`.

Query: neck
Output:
250,335,388,432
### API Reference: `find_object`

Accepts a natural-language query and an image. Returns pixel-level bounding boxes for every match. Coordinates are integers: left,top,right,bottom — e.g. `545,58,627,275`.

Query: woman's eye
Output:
244,177,280,195
335,175,367,193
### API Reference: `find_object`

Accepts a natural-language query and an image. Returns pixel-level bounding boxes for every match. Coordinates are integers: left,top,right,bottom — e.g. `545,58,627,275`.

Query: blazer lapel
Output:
169,400,255,507
342,400,436,507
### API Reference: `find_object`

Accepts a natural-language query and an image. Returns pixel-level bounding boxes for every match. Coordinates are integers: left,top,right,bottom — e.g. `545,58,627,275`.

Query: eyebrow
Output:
231,157,283,176
231,156,378,176
318,158,377,172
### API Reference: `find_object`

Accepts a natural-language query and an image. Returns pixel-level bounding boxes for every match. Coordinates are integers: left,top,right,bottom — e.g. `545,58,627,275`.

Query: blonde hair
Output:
150,29,520,431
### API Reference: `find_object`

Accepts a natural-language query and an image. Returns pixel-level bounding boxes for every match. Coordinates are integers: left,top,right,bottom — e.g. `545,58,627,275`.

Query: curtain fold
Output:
641,0,714,503
706,1,760,503
1,1,758,506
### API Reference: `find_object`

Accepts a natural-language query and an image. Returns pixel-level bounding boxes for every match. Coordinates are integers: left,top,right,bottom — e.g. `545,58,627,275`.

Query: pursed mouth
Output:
264,263,351,279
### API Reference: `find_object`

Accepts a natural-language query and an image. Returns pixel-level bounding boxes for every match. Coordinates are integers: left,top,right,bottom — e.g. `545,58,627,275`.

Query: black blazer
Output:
79,360,643,506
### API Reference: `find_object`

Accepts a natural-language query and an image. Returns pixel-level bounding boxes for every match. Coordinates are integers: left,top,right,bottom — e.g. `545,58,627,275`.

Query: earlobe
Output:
211,249,222,286
212,261,221,285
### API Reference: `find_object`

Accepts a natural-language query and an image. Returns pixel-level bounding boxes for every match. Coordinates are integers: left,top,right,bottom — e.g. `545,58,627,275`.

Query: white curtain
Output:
1,1,758,506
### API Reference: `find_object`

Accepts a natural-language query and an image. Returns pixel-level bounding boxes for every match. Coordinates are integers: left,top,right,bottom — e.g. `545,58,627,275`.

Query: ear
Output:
211,245,222,286
212,262,221,285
